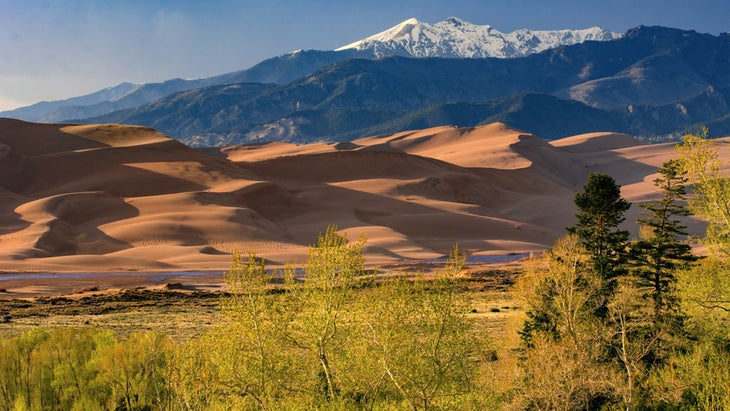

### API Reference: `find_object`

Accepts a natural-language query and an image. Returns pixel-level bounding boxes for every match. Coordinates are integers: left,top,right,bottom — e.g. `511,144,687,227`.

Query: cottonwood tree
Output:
518,234,603,346
169,337,220,410
607,283,661,410
208,251,294,409
0,329,53,410
363,246,476,410
93,331,172,411
517,333,615,411
0,328,172,411
287,225,365,404
677,127,730,257
516,235,614,409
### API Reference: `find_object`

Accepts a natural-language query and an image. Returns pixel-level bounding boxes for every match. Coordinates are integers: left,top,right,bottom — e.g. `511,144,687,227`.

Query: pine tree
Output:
568,173,631,284
632,160,697,322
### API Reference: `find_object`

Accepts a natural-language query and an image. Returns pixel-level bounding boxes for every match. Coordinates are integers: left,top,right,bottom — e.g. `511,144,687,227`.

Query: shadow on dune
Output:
25,192,139,257
0,120,258,257
0,119,679,265
238,151,566,253
235,137,668,254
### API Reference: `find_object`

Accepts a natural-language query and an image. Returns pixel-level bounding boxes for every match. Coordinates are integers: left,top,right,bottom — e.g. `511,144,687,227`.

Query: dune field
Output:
0,118,727,294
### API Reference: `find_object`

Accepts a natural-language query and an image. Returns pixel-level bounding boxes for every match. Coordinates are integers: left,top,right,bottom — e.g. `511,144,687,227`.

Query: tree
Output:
515,235,616,409
168,337,220,410
287,225,365,404
92,331,172,411
677,127,730,257
0,329,52,411
516,333,615,411
657,258,730,409
568,172,631,283
210,251,293,409
518,234,602,346
632,160,698,322
606,283,660,410
363,246,476,410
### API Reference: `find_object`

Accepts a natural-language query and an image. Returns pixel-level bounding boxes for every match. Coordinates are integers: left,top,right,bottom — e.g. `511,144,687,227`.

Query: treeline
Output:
0,231,483,410
514,128,730,410
0,130,729,410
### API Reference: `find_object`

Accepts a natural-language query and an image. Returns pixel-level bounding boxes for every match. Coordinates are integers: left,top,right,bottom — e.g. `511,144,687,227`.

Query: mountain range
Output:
0,18,619,124
81,26,730,146
2,19,729,146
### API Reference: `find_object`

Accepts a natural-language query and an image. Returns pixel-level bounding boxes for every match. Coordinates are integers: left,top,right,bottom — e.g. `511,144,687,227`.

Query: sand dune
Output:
0,117,726,282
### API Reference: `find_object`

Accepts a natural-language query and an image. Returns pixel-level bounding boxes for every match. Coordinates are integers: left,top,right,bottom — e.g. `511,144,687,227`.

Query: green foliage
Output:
648,335,730,410
0,328,172,411
164,226,483,409
4,186,728,411
94,331,172,411
518,234,602,346
217,251,293,408
518,175,702,411
167,337,219,410
517,149,729,410
677,126,730,257
674,340,730,410
569,172,632,282
192,229,482,409
515,235,617,409
676,258,730,329
288,225,365,403
606,282,660,409
632,159,698,323
515,333,615,410
363,246,477,410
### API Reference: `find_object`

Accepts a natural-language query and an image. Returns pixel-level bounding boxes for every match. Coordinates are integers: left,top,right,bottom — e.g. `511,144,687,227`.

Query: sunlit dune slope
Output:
0,118,726,272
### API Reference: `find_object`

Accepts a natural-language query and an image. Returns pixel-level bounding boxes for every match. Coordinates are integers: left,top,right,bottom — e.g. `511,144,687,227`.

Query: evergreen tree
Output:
632,160,697,322
568,173,631,283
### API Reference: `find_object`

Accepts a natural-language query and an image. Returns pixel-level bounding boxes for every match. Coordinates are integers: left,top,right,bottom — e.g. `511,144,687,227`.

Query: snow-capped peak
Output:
336,17,621,58
337,18,421,50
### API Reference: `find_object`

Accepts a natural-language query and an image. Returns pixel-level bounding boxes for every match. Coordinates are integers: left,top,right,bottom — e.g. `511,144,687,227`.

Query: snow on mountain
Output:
336,17,620,58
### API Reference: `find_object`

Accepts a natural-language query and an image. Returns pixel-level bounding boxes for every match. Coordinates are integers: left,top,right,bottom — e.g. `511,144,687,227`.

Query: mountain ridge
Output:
1,17,619,123
337,17,620,58
77,25,730,146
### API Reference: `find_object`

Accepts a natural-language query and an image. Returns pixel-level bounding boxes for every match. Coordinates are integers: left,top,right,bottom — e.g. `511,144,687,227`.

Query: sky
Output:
1,0,728,111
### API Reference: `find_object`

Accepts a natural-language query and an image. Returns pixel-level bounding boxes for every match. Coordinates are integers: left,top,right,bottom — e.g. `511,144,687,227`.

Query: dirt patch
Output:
0,288,223,340
0,261,525,341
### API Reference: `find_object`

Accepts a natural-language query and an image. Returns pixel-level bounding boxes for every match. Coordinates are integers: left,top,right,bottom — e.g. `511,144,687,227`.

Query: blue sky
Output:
1,0,728,111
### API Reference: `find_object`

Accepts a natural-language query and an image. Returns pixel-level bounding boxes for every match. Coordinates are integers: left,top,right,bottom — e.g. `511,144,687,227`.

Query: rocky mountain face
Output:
80,26,730,146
